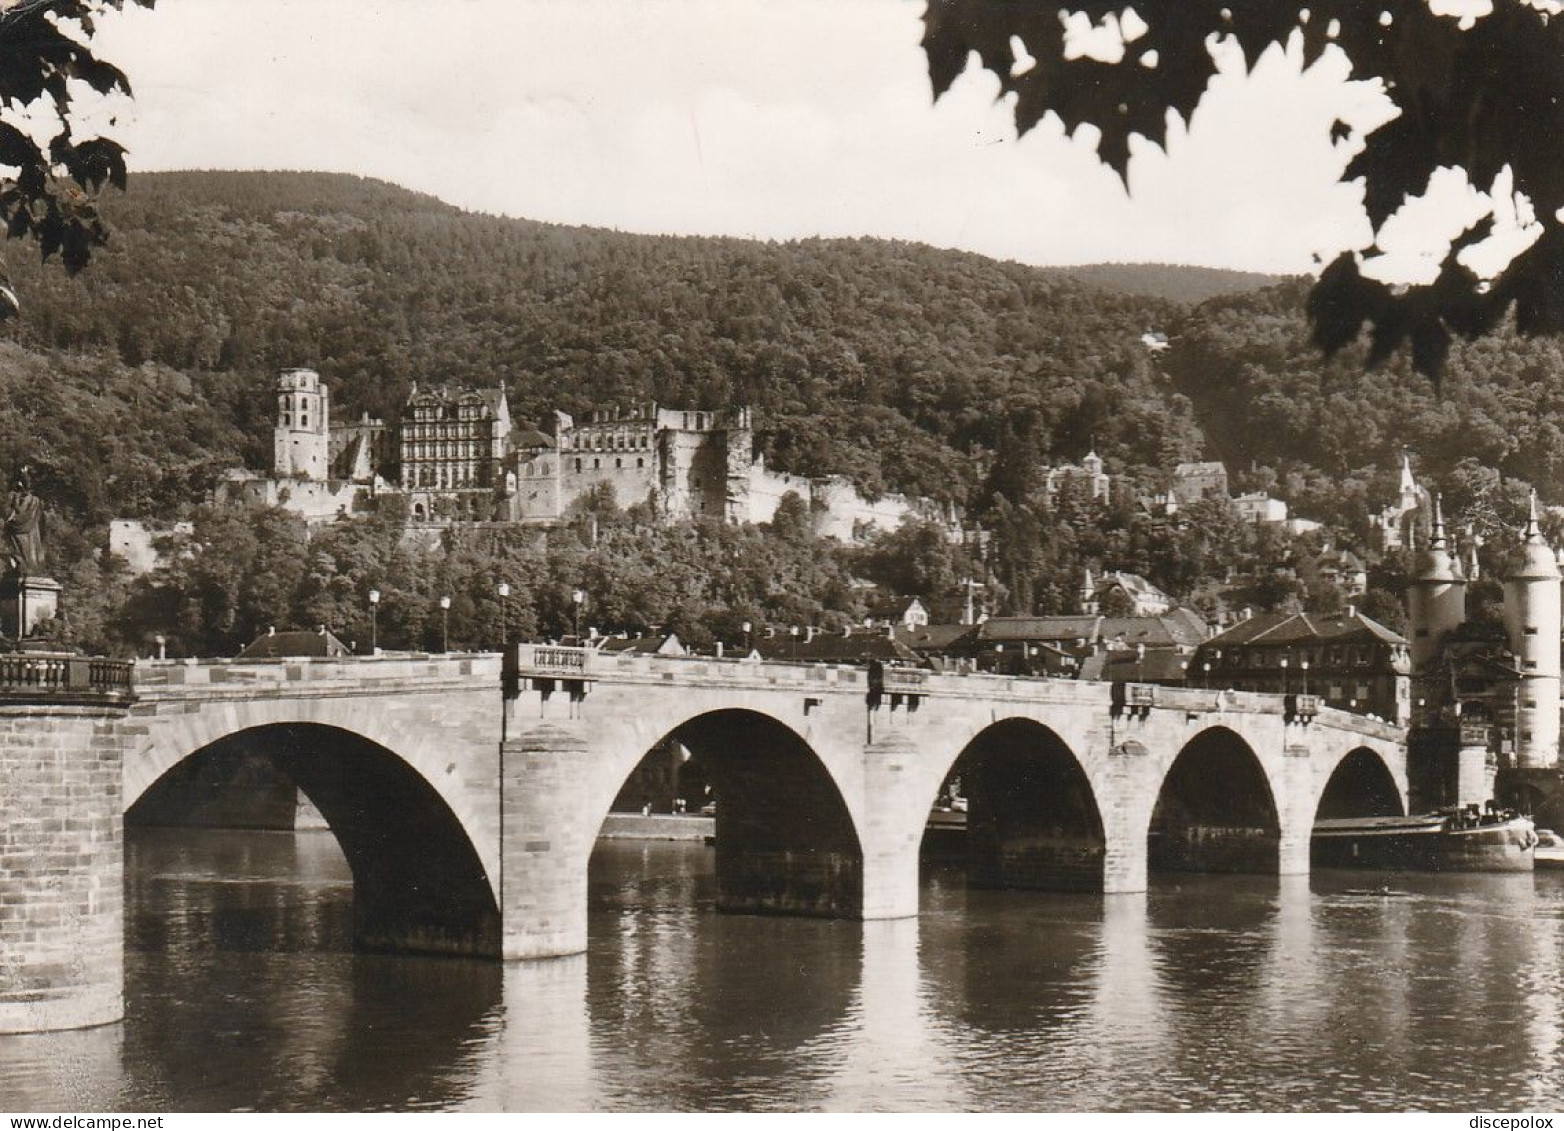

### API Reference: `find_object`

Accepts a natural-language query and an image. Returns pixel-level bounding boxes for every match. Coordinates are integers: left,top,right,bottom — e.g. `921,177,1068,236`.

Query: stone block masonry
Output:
0,705,132,1033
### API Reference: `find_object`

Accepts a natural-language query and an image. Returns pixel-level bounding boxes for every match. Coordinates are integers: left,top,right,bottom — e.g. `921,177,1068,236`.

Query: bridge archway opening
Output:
128,724,500,958
1149,728,1279,875
595,709,863,919
927,719,1105,893
1314,748,1404,822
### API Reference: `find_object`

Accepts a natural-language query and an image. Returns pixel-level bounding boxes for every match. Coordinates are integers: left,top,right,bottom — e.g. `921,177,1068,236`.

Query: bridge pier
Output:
0,657,136,1034
501,725,592,960
857,735,922,920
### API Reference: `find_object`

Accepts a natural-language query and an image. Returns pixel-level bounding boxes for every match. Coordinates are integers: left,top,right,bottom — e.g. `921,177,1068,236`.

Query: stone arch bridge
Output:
2,647,1404,1031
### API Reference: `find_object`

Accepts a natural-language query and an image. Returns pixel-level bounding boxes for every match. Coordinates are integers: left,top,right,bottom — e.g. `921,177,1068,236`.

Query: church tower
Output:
1407,495,1465,674
1079,568,1097,615
1504,492,1561,770
273,368,330,482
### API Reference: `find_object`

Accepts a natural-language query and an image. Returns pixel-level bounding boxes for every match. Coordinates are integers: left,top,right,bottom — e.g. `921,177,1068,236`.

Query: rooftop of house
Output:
753,629,922,664
238,627,352,659
596,633,683,656
952,610,1208,651
893,623,973,652
1202,609,1407,650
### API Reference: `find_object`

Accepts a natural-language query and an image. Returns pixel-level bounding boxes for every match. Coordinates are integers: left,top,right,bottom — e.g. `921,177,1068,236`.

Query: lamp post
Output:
1280,655,1289,696
1203,661,1212,689
439,595,451,653
790,624,799,661
1301,658,1310,696
368,588,380,656
497,581,510,649
154,634,166,661
572,588,585,640
741,620,752,656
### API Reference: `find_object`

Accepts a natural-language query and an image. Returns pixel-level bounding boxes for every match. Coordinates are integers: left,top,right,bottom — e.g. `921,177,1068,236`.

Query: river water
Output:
2,829,1563,1112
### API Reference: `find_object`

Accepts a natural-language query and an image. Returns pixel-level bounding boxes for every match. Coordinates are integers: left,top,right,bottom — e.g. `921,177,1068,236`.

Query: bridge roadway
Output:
1,647,1406,1032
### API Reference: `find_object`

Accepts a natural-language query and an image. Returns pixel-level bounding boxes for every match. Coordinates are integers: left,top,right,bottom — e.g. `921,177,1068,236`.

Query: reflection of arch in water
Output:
128,723,500,957
584,843,861,1110
929,718,1105,892
1149,727,1280,874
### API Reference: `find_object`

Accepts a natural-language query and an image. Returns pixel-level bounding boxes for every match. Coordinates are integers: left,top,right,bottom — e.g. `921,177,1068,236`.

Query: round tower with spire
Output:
1407,495,1465,674
1504,492,1561,771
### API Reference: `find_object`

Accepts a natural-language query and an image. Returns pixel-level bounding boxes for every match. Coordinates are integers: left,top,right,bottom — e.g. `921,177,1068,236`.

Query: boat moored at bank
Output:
1313,807,1537,872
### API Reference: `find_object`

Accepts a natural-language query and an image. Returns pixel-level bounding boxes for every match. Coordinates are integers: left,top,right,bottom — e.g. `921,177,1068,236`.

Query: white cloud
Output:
90,0,1408,273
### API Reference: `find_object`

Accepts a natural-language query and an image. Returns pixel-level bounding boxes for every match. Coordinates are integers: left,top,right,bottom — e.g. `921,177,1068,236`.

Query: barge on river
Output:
1312,808,1537,872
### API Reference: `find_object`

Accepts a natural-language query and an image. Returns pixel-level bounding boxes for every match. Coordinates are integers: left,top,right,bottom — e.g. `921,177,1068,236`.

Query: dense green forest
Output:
0,169,1556,654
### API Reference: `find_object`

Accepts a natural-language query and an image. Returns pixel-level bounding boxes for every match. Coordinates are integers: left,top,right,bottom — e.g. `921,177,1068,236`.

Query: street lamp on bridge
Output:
368,588,380,656
572,588,585,640
439,595,451,653
497,581,511,649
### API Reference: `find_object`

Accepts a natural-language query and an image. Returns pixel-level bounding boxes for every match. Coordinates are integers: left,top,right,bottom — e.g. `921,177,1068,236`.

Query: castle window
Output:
575,458,581,472
1526,626,1539,636
283,413,292,427
637,458,644,469
593,458,600,469
301,415,308,428
616,458,622,469
1525,660,1539,670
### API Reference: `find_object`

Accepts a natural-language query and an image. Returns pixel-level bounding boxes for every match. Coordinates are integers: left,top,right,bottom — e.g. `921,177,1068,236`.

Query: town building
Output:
1170,461,1229,506
1233,491,1289,525
1044,451,1111,504
862,596,929,630
1190,608,1411,724
1081,570,1174,616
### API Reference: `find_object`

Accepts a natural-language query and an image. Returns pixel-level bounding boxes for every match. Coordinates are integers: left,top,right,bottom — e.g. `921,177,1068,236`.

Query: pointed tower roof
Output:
1412,495,1459,584
1511,490,1561,580
1399,452,1416,494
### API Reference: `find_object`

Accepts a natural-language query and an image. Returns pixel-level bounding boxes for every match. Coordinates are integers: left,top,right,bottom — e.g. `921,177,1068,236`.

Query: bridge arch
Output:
127,703,500,957
1313,746,1405,822
1149,726,1282,874
589,707,864,918
927,717,1106,892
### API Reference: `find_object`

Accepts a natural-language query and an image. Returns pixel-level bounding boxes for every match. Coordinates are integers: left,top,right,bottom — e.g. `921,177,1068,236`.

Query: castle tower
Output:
1407,496,1465,674
273,368,330,482
1503,492,1561,770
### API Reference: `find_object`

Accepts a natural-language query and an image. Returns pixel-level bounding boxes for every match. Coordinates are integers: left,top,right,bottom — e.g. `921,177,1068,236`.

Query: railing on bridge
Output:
0,652,135,704
866,661,927,710
504,644,594,704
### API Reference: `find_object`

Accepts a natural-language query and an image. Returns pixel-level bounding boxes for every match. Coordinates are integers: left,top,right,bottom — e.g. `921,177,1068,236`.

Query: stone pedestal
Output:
0,574,61,639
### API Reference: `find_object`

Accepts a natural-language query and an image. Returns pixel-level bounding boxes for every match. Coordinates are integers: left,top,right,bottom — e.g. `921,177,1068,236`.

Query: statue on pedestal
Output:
4,467,44,579
0,468,59,643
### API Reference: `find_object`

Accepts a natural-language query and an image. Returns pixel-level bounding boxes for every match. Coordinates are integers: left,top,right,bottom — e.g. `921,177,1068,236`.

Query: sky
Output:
81,0,1507,276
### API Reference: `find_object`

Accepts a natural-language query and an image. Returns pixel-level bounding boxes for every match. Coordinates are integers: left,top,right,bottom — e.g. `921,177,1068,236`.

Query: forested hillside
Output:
1,169,1561,653
1,170,1197,515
